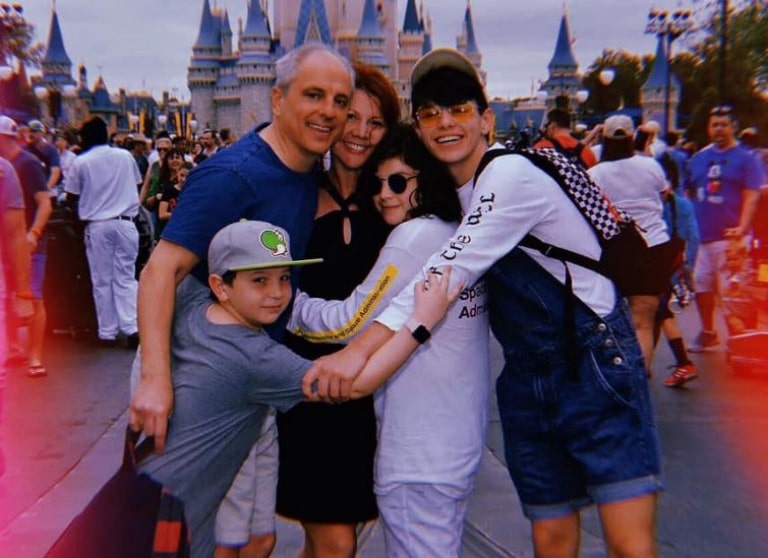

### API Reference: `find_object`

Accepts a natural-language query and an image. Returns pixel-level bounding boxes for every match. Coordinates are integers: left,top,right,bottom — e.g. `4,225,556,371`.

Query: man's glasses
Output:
710,105,733,116
415,102,475,128
371,173,419,195
157,147,170,153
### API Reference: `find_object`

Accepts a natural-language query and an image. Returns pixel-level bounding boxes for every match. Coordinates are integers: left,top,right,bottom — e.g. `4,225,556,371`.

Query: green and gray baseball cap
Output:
208,220,322,275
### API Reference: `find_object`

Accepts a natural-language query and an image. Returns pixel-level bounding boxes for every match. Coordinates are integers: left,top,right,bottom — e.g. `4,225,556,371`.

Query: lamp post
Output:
157,113,168,131
189,118,198,140
645,8,693,136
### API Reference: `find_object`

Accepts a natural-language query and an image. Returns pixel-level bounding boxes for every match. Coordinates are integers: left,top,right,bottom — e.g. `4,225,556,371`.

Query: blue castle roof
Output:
643,35,680,91
548,13,577,69
42,9,72,67
295,0,332,47
358,0,383,37
464,2,479,54
403,0,420,33
194,0,220,49
90,76,119,113
243,0,270,37
221,9,232,36
423,31,433,54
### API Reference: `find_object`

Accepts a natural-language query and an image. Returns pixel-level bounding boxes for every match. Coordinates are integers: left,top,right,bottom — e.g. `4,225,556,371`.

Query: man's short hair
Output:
664,131,680,146
79,116,108,148
545,109,571,130
274,43,354,93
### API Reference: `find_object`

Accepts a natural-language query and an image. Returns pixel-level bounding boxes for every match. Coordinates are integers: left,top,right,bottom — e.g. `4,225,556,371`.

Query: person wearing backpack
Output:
588,115,673,372
534,108,598,169
306,48,661,558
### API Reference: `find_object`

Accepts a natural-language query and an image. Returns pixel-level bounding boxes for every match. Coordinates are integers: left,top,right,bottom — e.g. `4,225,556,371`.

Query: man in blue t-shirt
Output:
687,106,765,350
25,120,61,194
129,43,354,557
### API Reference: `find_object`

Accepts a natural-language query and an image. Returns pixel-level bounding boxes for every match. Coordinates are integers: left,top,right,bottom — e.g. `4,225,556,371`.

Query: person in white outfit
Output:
65,116,142,346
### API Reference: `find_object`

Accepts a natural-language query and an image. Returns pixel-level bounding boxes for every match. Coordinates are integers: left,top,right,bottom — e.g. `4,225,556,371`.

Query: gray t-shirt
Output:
0,157,24,299
139,277,309,556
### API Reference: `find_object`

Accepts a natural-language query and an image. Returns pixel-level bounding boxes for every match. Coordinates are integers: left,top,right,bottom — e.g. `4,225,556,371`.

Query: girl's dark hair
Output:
357,123,462,223
658,151,679,190
159,147,185,185
600,136,634,161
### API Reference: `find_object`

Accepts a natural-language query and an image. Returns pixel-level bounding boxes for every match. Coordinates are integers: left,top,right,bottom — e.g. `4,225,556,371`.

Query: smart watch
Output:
405,317,431,344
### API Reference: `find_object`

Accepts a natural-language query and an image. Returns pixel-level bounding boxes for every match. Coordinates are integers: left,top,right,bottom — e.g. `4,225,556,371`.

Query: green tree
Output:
676,2,768,145
0,12,45,67
582,49,649,118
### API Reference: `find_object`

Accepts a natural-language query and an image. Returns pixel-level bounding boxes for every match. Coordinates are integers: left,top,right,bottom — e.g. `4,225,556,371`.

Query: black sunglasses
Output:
157,147,170,152
371,173,419,195
710,105,733,116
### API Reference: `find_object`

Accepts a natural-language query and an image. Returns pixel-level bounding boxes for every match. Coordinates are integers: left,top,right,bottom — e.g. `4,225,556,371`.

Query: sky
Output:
21,0,689,101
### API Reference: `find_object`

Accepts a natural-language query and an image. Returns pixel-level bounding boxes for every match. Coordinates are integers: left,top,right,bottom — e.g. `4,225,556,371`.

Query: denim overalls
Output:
486,247,663,520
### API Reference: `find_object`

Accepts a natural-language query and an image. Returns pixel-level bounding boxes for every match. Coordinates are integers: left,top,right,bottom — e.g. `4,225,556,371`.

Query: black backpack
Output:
474,147,681,296
543,135,587,169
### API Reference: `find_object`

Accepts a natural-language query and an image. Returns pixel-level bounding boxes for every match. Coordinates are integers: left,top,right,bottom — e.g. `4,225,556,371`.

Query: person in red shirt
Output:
534,108,598,169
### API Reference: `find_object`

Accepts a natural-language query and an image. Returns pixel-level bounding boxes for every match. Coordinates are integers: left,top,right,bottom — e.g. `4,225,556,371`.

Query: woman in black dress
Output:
276,62,400,557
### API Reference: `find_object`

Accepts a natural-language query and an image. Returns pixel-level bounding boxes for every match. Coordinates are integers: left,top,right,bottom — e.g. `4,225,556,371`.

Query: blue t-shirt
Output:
688,144,764,242
162,131,319,339
25,141,60,181
10,149,48,228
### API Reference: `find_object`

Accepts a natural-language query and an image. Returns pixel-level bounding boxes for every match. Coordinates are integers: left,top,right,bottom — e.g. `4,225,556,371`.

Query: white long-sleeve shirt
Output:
375,151,617,333
288,216,490,490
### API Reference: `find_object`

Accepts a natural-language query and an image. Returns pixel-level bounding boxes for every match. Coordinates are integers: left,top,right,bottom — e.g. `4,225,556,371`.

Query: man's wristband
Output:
405,317,431,344
14,290,35,300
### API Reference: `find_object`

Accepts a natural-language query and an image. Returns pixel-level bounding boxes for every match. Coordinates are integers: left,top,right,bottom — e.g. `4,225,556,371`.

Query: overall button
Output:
597,323,607,332
613,356,623,365
604,338,615,347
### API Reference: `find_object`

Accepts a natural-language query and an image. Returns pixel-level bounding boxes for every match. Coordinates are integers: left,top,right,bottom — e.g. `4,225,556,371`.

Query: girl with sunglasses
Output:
287,123,491,558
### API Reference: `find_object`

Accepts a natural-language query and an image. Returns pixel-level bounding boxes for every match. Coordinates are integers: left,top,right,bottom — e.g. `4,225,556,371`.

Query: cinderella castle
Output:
186,0,486,135
29,1,680,138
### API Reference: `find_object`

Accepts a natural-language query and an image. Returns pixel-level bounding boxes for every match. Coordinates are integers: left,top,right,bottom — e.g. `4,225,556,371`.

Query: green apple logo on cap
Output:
260,229,287,256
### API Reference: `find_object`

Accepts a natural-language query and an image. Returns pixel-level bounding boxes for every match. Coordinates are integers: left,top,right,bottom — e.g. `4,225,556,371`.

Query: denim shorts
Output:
496,302,663,520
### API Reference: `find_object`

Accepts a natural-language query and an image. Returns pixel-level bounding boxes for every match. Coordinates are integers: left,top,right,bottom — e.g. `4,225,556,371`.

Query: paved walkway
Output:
0,335,550,557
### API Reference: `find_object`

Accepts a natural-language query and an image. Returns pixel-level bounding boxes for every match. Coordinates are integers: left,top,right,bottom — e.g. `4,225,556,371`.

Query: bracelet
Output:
29,227,42,238
14,290,35,300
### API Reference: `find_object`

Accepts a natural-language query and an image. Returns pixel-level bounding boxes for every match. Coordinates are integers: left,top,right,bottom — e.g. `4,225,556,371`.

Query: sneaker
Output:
664,364,699,388
689,330,720,352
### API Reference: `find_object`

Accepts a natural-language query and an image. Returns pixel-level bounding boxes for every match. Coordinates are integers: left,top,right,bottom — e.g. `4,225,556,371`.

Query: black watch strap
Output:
406,318,431,344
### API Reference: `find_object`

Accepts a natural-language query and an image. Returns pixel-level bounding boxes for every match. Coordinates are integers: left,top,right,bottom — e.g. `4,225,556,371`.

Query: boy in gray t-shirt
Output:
139,220,457,557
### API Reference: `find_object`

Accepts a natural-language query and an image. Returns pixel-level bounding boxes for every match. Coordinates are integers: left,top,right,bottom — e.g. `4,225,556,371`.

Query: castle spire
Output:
463,1,479,54
403,0,420,33
243,0,270,37
194,0,220,50
295,0,332,47
358,0,383,37
42,5,72,67
548,10,577,70
643,34,670,89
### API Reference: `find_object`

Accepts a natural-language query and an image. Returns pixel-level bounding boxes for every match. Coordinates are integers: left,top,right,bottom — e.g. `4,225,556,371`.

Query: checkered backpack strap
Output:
473,147,634,276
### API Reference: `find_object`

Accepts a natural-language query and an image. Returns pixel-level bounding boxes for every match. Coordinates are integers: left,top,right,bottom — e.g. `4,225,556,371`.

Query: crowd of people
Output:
1,40,767,558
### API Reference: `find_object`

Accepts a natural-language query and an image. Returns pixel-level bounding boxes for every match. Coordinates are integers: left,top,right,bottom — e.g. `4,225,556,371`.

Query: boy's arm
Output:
130,240,199,451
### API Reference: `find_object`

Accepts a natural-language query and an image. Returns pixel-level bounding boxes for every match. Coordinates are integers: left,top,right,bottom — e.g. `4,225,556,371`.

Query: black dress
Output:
276,183,390,523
